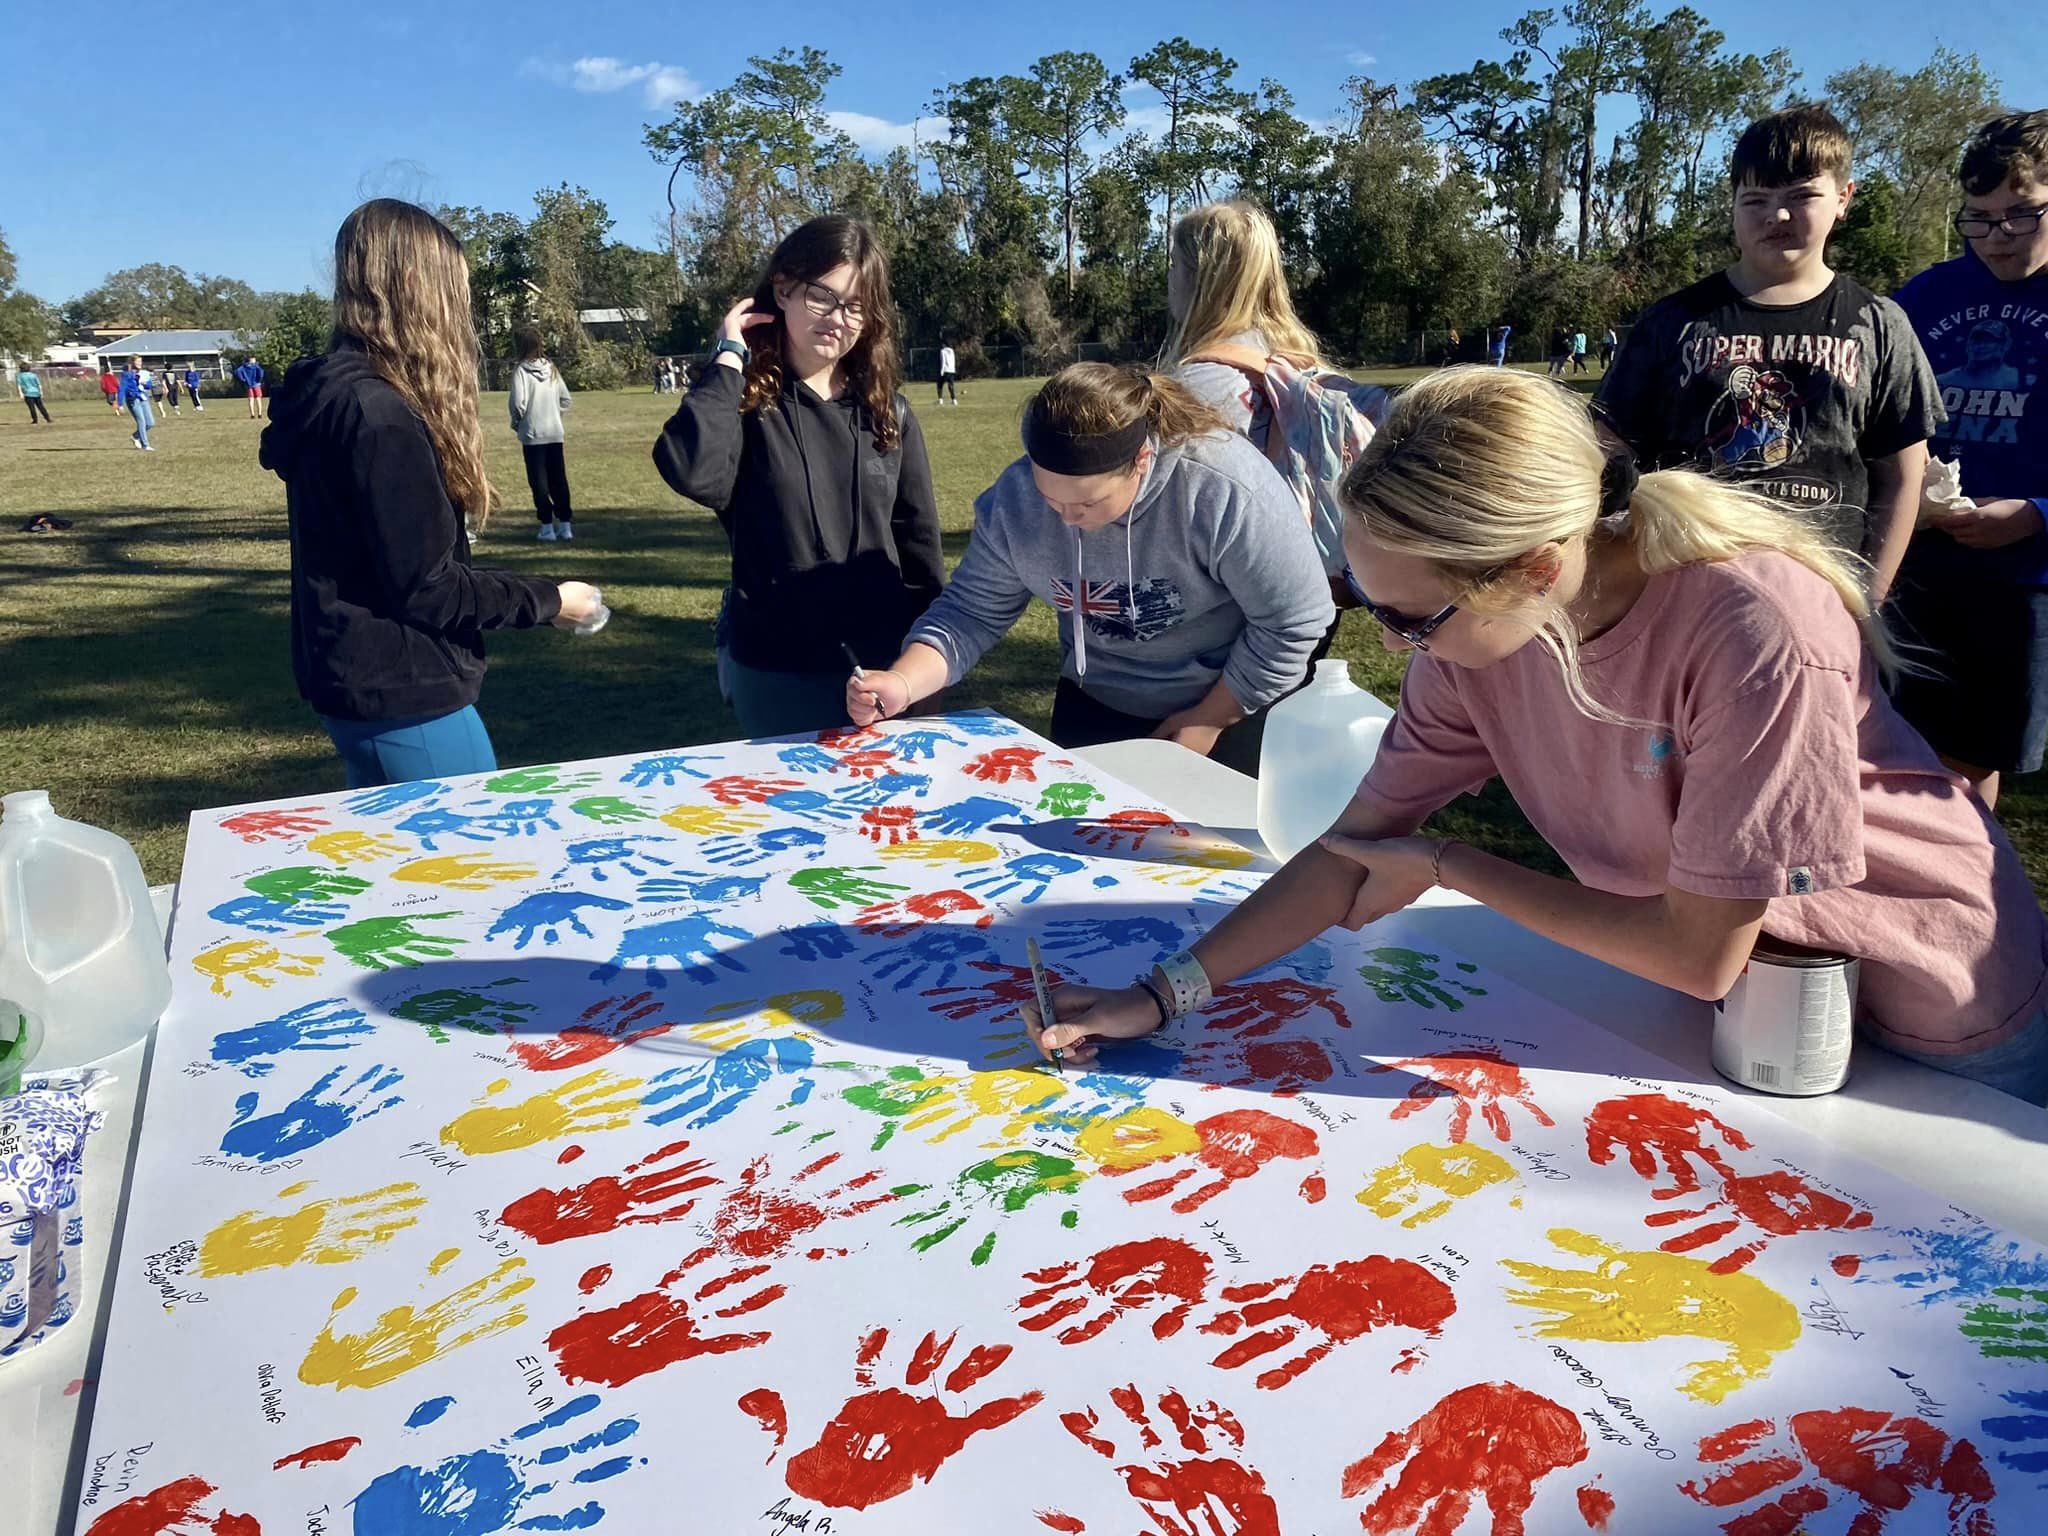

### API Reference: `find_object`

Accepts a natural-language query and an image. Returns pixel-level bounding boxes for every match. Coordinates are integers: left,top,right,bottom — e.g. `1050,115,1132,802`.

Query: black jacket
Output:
261,347,562,723
652,363,946,673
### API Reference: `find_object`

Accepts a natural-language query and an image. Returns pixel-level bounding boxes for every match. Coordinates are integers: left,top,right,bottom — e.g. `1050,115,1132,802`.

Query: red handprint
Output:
755,1327,1044,1510
1585,1091,1752,1196
1017,1237,1213,1345
220,806,329,843
1073,808,1189,852
925,959,1040,1021
1341,1381,1589,1536
836,747,899,778
860,805,921,845
704,774,804,806
1205,977,1355,1038
1198,1256,1455,1390
855,888,994,937
965,746,1046,784
1062,1386,1280,1536
1370,1047,1555,1144
499,1138,717,1243
1183,1035,1334,1095
1644,1169,1874,1273
682,1150,902,1269
508,990,672,1072
818,723,890,752
1680,1408,1997,1536
1112,1109,1320,1214
82,1475,259,1536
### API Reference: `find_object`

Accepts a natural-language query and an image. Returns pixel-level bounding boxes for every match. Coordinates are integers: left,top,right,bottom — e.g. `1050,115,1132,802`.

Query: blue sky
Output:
6,0,2041,301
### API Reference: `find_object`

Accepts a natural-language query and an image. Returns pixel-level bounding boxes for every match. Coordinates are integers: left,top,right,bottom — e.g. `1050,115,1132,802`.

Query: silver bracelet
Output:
1153,949,1214,1018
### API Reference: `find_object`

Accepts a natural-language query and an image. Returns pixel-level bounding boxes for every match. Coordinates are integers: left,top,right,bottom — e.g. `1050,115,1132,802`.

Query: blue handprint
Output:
558,837,677,883
779,922,855,962
344,780,447,817
776,744,844,775
868,930,991,991
963,852,1084,904
590,915,753,988
220,1063,405,1161
487,891,633,950
951,713,1018,738
834,771,932,808
636,871,768,904
397,806,497,850
1984,1388,2048,1484
640,1036,817,1129
620,752,718,788
888,727,965,761
1247,937,1337,983
467,798,557,837
1040,915,1186,961
207,892,352,933
762,788,859,823
920,795,1020,836
352,1392,643,1534
210,998,374,1077
701,825,828,868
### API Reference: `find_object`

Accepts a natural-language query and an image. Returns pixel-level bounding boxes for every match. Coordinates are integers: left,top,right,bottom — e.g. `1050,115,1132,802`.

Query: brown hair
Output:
1960,110,2048,196
1730,102,1852,189
331,199,495,527
1027,363,1230,471
512,324,545,362
741,215,902,453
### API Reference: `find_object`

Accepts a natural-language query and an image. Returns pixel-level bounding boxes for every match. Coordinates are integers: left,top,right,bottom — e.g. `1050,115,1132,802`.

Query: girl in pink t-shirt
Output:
1026,367,2048,1104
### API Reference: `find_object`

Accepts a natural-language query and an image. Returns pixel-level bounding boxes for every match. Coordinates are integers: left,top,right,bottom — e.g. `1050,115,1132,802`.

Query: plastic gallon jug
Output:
1256,659,1397,863
0,791,171,1071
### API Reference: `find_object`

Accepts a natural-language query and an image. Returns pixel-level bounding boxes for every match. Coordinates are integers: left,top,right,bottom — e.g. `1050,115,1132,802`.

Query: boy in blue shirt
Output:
184,366,203,411
16,366,51,425
236,356,266,418
118,355,155,450
1892,111,2048,809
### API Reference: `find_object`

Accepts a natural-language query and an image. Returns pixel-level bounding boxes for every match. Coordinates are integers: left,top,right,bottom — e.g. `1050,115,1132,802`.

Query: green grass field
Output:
4,373,2042,896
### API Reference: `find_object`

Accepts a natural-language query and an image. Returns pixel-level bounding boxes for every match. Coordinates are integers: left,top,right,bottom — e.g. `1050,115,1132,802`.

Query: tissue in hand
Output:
1922,457,1973,523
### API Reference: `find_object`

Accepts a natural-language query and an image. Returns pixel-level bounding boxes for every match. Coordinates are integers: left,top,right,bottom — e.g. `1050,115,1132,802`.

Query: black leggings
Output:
522,442,573,523
25,397,51,424
1048,676,1266,773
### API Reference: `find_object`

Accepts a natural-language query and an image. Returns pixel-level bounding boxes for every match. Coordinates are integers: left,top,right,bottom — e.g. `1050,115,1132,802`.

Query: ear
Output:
1513,542,1566,597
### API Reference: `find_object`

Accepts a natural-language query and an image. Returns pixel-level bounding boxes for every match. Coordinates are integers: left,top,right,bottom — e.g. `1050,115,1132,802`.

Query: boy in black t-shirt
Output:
1596,103,1940,600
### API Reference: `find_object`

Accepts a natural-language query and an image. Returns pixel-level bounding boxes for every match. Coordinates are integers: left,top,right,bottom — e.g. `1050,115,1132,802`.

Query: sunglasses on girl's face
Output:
1343,567,1459,650
798,281,866,325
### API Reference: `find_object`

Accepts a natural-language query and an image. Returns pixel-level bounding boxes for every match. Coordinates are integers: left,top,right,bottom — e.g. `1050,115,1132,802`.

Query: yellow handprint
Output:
693,989,844,1049
1074,1106,1203,1172
1153,838,1257,870
192,938,324,996
876,838,1001,865
198,1180,426,1276
660,803,770,837
1501,1228,1800,1404
440,1069,646,1155
307,829,412,865
842,1065,1073,1150
392,854,538,890
1357,1143,1521,1228
298,1251,532,1390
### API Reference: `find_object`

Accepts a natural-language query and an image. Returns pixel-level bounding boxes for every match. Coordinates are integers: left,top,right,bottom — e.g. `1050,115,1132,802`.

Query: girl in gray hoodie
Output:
509,325,574,541
847,363,1332,758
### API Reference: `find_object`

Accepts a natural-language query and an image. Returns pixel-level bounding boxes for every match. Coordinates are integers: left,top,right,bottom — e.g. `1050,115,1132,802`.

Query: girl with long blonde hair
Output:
1026,367,2048,1104
261,199,599,787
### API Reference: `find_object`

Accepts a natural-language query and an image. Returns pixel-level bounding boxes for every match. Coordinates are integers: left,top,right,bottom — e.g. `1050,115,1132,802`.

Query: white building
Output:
92,329,251,379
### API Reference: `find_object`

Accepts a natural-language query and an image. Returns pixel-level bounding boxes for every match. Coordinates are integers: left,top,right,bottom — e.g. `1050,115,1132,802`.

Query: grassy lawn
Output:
3,371,2041,896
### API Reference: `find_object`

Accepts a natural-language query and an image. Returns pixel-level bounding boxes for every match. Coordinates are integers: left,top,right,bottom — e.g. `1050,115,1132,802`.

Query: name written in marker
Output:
1200,1219,1251,1266
401,1141,469,1176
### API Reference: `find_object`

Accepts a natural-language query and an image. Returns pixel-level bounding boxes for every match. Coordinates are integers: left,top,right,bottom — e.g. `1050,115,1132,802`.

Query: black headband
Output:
1023,398,1151,475
1599,452,1640,516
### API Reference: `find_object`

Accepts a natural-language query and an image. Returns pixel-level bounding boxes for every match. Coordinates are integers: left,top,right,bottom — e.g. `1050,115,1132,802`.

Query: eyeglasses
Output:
1344,567,1459,651
1954,207,2046,238
799,280,866,325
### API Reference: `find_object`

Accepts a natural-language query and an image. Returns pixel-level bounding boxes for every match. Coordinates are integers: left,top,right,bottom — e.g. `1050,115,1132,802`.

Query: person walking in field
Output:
161,368,182,414
1571,328,1590,374
509,325,575,543
119,355,155,450
1599,326,1619,367
16,366,53,425
936,339,959,405
185,365,204,411
237,355,266,418
99,367,120,411
1489,324,1512,367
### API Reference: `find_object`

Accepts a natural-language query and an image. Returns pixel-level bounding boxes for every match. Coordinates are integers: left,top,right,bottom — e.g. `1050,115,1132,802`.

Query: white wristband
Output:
1153,949,1214,1018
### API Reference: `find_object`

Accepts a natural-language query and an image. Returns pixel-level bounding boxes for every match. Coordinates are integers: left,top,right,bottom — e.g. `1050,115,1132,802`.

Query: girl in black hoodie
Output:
262,200,601,787
653,215,945,737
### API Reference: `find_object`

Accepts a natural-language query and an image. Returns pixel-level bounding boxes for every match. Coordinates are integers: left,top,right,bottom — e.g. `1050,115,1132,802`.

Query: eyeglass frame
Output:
1953,206,2047,239
1343,566,1460,651
791,278,867,325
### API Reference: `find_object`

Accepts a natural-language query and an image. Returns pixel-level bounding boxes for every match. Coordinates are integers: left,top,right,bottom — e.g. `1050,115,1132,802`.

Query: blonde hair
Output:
331,199,496,527
1341,367,1896,724
1028,362,1230,469
1163,201,1325,369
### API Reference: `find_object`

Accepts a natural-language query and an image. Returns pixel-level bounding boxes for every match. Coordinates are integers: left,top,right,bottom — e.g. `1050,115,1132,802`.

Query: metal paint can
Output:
1711,936,1857,1096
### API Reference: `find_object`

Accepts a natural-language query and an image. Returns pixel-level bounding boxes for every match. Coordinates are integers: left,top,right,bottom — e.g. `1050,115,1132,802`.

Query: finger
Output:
1319,834,1376,866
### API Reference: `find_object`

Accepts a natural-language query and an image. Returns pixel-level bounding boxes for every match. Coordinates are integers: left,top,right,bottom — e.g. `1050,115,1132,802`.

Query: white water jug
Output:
0,791,171,1070
1256,659,1397,863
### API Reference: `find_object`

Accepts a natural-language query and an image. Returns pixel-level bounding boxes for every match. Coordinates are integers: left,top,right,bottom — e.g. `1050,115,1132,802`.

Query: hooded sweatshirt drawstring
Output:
1073,527,1087,678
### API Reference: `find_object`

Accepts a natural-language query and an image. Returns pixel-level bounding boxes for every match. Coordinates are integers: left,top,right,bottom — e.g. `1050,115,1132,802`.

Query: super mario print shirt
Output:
1597,271,1941,556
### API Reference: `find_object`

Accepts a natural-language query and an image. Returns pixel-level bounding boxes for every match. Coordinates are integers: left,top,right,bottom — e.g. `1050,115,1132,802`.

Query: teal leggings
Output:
318,705,498,788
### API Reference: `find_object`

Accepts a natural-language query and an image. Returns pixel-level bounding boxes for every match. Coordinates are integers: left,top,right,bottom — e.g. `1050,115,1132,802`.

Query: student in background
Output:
99,368,120,411
936,339,959,405
653,214,945,738
119,356,154,450
1488,324,1512,367
16,366,52,425
1891,111,2048,810
508,325,575,543
1599,326,1619,367
1596,103,1941,602
237,355,266,418
260,199,600,788
1571,328,1590,374
1547,326,1571,378
161,367,181,413
1023,368,2048,1106
184,365,204,411
846,364,1332,764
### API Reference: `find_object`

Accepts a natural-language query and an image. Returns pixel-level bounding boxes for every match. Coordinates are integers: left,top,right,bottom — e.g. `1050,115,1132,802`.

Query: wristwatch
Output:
713,338,751,367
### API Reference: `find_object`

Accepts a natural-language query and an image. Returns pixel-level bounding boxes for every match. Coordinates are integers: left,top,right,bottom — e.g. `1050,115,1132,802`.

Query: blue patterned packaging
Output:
0,1068,107,1357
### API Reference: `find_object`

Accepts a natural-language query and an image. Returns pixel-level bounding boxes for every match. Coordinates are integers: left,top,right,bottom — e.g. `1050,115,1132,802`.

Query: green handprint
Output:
569,795,655,825
843,1065,953,1151
485,764,601,795
1357,948,1488,1012
895,1150,1083,1266
1960,1286,2048,1363
788,865,908,911
393,980,536,1044
329,913,467,971
246,866,375,903
1037,781,1105,818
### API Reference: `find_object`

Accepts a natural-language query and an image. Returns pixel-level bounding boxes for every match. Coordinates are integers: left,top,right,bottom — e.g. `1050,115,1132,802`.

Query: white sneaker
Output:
143,444,155,451
538,524,557,542
559,524,574,540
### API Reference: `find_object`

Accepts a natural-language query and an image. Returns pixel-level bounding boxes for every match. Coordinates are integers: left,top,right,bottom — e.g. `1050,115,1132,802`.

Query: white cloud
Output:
826,111,951,153
521,55,699,109
1348,51,1378,67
